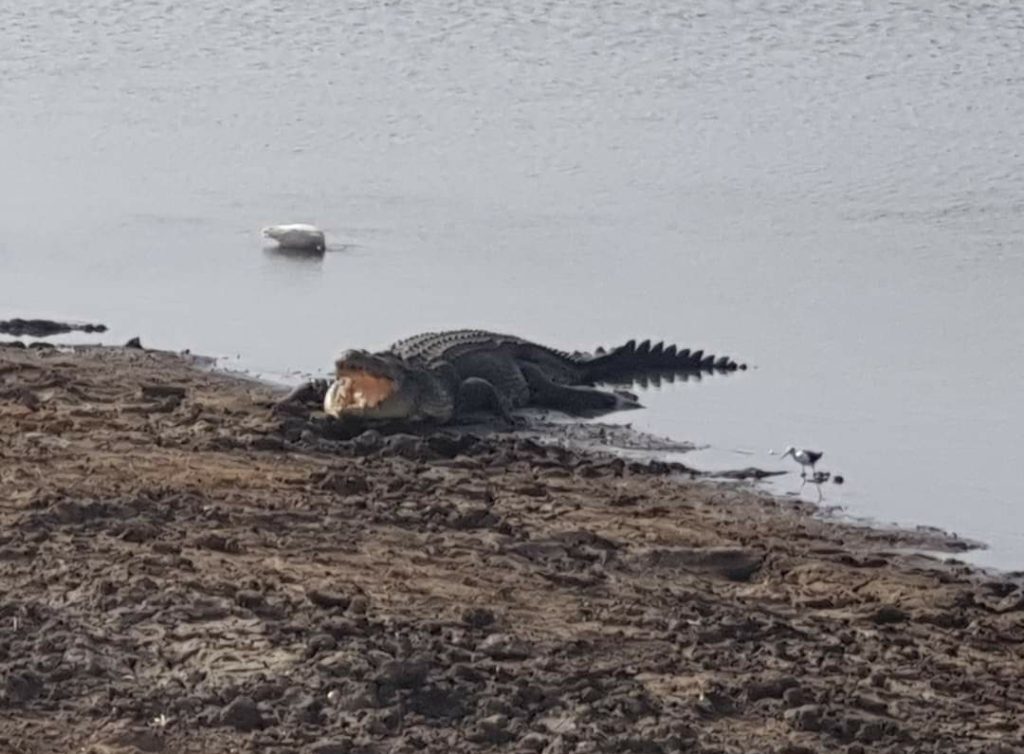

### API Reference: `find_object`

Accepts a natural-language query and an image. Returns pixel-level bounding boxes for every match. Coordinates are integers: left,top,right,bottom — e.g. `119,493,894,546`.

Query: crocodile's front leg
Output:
455,376,516,425
274,378,330,413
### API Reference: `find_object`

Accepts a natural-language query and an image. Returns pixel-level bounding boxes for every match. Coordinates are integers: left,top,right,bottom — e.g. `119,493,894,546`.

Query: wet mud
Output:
0,344,1021,753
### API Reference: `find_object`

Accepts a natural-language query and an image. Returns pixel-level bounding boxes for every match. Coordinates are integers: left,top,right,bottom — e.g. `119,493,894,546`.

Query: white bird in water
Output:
262,223,326,252
780,446,823,477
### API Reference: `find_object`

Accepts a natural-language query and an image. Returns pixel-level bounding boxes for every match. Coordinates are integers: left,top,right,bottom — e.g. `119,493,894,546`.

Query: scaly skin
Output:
279,329,745,426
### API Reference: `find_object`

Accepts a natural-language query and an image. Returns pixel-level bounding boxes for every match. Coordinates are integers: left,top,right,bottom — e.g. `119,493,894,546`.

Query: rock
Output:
478,633,532,660
235,590,264,610
776,745,815,754
4,670,44,704
470,714,514,744
125,336,143,349
321,617,366,638
220,695,264,731
462,607,496,628
109,727,166,753
746,676,800,701
193,533,244,554
407,685,468,719
307,741,352,754
714,467,787,480
643,547,764,582
141,384,187,400
782,686,815,708
870,606,910,625
517,732,548,752
306,633,338,656
382,433,428,459
319,473,370,496
375,658,431,689
784,704,826,732
307,588,351,610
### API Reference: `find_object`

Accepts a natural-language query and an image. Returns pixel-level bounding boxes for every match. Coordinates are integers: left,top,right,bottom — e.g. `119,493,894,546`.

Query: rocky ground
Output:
1,343,1022,754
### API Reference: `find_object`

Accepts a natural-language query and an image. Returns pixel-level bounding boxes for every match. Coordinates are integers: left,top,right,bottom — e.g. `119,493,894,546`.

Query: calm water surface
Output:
2,1,1022,566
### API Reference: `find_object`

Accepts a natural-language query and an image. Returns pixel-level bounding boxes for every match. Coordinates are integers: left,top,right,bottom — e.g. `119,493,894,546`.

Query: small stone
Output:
220,695,264,731
306,588,351,610
4,670,43,704
321,617,365,638
306,633,337,656
109,727,165,753
348,595,370,615
746,676,800,701
471,714,514,744
462,607,496,628
375,659,430,689
478,633,531,660
870,606,910,625
776,746,815,754
307,741,352,754
235,590,264,610
517,732,548,752
783,704,826,732
782,686,815,707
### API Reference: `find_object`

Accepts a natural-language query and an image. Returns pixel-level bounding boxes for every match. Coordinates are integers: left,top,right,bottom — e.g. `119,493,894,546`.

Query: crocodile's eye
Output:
323,369,396,415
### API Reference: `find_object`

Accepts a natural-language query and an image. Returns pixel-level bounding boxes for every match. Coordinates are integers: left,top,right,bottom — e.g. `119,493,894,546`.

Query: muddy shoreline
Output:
1,344,1022,753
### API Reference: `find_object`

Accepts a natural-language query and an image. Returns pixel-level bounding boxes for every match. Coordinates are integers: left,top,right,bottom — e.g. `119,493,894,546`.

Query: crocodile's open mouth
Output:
323,368,397,416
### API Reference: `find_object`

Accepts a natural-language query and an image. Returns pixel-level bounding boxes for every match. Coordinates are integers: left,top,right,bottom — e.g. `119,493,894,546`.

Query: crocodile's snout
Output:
323,369,397,416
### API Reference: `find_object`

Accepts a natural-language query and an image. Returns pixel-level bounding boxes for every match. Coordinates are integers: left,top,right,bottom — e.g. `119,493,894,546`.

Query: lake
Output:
2,0,1022,566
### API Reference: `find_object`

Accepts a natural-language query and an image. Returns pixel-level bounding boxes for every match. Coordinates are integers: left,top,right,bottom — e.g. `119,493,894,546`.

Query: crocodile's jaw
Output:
323,371,415,420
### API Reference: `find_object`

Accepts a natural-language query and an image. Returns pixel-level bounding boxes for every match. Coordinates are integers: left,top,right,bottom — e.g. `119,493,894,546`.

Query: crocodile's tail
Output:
577,339,746,382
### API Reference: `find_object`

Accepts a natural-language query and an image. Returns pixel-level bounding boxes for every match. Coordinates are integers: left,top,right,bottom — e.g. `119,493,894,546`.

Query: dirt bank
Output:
1,344,1021,753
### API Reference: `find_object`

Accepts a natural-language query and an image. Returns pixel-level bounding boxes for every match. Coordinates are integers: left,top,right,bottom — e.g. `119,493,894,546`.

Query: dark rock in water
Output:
0,318,107,337
125,336,143,349
714,467,787,480
833,475,845,484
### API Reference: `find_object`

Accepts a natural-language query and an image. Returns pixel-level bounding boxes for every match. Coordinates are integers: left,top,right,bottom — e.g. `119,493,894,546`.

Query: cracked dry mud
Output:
1,344,1022,753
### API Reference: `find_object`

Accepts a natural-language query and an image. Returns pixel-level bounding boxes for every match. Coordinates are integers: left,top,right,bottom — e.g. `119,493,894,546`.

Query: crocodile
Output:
281,329,745,426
